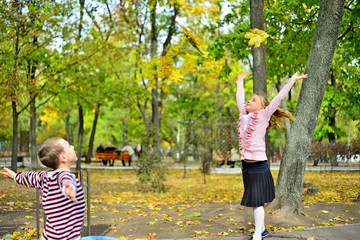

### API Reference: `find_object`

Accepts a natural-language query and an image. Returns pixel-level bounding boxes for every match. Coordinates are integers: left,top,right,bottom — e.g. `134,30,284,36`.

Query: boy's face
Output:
59,139,77,163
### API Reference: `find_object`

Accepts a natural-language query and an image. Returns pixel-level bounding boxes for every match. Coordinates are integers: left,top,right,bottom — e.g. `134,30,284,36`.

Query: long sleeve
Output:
264,78,296,119
15,171,46,189
236,80,246,113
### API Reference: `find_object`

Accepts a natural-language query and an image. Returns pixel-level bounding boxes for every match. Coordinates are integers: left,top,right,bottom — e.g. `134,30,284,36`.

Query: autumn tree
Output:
0,1,72,171
270,0,345,215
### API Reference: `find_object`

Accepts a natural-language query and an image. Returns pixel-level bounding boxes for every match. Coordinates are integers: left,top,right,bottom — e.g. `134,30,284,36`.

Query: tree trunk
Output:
137,99,150,149
269,0,345,215
30,94,40,169
11,100,18,172
86,104,100,163
150,0,161,154
29,62,40,169
66,111,71,142
75,0,85,171
10,1,22,173
250,0,270,162
76,105,84,170
226,106,236,148
250,0,267,94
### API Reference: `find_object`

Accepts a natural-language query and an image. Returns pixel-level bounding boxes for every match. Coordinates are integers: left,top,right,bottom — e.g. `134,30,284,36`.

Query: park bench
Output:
0,152,26,167
95,150,118,166
95,150,131,166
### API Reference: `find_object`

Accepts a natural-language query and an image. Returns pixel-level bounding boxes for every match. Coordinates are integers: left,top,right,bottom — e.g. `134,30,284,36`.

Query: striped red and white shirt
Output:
15,170,85,240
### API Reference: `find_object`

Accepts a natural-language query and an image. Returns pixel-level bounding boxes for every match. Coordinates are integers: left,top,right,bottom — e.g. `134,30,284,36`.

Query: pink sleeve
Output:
264,78,296,119
236,80,246,113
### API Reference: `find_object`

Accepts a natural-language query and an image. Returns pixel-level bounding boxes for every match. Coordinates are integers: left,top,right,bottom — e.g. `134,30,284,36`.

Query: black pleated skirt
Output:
241,160,275,207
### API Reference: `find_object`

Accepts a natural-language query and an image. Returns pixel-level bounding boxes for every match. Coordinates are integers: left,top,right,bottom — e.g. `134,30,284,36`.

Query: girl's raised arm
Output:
265,72,308,118
236,73,249,113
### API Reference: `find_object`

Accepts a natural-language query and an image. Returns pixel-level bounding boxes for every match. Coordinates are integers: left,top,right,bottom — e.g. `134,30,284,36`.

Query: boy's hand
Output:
291,71,308,81
237,72,249,82
0,168,16,180
63,182,78,202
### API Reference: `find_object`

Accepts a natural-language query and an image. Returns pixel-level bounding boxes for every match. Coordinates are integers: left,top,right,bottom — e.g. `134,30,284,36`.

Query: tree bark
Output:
150,0,161,154
11,100,19,172
75,0,85,171
86,103,100,163
76,105,84,170
30,98,39,169
250,0,267,94
269,0,345,215
250,0,270,162
66,111,71,142
29,64,40,169
10,1,22,172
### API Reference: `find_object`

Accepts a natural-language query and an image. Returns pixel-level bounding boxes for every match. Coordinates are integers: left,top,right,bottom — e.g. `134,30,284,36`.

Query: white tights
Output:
252,206,265,240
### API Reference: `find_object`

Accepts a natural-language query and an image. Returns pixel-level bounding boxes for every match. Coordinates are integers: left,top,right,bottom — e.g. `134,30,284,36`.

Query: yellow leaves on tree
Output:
159,47,184,84
244,28,269,48
170,69,184,84
159,48,174,78
39,108,59,124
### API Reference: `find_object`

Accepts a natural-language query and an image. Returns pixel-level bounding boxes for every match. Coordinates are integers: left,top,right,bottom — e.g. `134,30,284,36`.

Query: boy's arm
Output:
63,182,78,202
0,167,16,180
14,171,45,189
59,172,79,203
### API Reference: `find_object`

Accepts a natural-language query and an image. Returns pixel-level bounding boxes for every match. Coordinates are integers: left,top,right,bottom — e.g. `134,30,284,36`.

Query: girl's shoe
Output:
248,229,268,239
262,229,269,237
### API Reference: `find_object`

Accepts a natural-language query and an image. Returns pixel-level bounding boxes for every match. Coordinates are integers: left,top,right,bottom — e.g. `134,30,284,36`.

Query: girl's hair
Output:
255,92,295,130
38,137,65,169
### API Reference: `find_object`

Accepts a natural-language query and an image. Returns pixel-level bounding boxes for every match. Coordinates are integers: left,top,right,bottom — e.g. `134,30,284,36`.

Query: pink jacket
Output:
236,78,296,161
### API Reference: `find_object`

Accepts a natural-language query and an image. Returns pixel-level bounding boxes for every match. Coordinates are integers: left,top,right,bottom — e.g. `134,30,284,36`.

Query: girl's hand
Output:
237,72,249,82
63,182,78,202
291,71,308,81
0,167,16,180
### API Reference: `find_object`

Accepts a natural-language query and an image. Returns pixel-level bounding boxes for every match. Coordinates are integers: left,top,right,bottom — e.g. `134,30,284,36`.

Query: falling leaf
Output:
244,28,269,48
181,26,209,58
321,210,329,214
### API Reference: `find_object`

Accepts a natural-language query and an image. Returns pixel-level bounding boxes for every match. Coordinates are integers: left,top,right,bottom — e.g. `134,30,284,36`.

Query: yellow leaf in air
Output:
244,28,269,48
321,210,329,214
182,26,209,58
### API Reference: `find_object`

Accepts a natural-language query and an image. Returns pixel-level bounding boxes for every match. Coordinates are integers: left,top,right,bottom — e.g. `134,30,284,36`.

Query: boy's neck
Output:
55,163,72,171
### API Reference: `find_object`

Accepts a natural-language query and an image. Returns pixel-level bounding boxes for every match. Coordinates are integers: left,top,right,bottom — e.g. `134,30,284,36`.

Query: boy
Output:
0,137,85,240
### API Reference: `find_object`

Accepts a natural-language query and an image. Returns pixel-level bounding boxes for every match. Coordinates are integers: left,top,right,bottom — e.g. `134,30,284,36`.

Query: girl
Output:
236,72,308,240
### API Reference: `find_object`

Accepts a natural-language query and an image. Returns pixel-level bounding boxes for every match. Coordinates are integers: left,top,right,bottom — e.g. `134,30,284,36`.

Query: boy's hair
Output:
255,92,295,130
38,137,65,169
